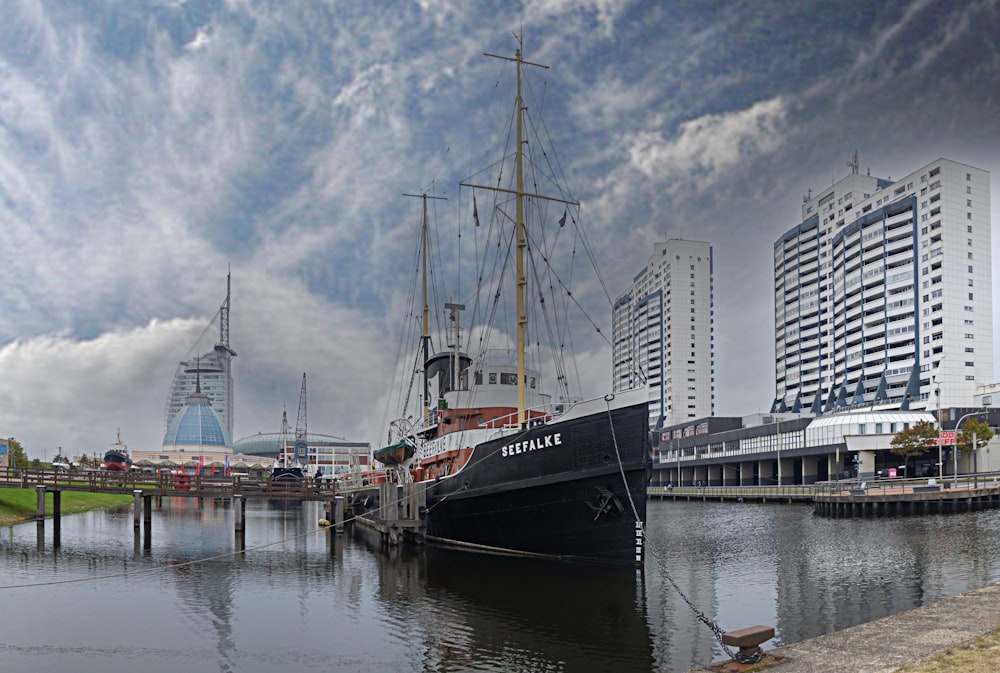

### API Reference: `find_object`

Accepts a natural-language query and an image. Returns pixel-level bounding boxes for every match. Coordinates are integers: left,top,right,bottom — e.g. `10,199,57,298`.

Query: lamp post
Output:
955,411,987,488
776,417,782,488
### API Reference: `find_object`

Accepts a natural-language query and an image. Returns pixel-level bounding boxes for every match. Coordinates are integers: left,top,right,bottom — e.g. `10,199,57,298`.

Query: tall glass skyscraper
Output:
163,274,237,441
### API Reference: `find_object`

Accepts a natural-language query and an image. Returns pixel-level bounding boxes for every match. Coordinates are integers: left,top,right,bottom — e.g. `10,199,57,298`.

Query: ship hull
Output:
356,395,650,565
426,398,649,565
104,451,131,472
270,466,305,482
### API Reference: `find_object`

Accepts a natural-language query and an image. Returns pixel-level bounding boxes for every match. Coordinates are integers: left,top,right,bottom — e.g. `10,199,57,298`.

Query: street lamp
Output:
955,411,988,488
776,417,781,487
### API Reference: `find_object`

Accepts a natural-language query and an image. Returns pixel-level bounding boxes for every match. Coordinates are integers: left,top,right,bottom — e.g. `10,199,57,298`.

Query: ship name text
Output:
500,433,562,458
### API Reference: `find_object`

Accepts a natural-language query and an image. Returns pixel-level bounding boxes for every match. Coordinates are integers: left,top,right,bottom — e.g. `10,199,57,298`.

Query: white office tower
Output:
773,158,991,414
613,239,714,429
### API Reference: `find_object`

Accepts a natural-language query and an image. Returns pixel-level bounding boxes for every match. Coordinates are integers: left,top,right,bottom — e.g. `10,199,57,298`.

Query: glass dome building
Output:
162,389,232,450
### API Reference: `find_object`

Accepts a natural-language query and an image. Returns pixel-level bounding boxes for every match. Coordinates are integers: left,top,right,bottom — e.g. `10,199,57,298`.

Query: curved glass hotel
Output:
774,158,992,414
163,275,237,442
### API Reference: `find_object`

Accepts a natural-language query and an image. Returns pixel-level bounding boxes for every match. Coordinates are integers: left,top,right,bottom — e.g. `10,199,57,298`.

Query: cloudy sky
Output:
2,0,999,459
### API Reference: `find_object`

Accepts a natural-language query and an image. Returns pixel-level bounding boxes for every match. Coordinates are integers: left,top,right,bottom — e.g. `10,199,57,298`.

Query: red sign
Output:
888,468,897,478
940,431,956,444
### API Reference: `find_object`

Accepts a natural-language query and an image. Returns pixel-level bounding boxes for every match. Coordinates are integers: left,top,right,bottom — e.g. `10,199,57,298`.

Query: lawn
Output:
0,489,134,525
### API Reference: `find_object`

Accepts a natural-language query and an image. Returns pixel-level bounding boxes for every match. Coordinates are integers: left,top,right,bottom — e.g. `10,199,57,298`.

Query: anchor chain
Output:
605,399,759,666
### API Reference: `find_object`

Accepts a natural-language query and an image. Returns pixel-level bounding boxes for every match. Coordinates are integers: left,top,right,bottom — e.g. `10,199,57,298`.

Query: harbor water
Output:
3,497,1000,672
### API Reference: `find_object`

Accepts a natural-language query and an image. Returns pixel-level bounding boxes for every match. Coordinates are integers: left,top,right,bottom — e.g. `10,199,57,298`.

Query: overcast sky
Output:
2,0,999,460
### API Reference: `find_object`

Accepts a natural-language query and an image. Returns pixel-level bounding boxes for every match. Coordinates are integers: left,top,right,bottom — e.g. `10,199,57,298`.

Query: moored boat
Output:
104,430,132,472
360,39,651,566
270,399,307,483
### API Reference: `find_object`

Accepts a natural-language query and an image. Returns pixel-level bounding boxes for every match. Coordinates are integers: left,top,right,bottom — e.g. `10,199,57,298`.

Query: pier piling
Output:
334,496,345,533
35,485,46,520
233,494,244,533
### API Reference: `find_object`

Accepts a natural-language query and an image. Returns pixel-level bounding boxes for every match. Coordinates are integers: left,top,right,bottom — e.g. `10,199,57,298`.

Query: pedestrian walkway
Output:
687,580,1000,673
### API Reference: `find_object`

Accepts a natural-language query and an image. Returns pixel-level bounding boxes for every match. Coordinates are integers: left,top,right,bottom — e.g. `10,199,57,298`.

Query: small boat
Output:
270,401,306,482
104,430,132,472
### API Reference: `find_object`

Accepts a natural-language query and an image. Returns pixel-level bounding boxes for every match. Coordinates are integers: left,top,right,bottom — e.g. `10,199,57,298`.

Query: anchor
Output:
586,487,624,520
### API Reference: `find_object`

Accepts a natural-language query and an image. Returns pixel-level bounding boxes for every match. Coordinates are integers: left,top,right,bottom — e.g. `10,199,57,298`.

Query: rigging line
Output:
603,399,738,662
379,218,429,441
566,209,615,307
523,223,612,349
522,72,577,205
525,240,570,401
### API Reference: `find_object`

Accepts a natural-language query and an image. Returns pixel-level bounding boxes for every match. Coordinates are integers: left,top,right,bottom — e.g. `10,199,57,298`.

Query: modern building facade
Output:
164,274,237,441
233,433,371,478
613,239,714,429
652,407,1000,486
162,382,233,451
774,158,992,415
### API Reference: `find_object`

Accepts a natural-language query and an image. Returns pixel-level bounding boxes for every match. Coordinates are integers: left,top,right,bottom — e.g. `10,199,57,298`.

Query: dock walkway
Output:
687,580,1000,673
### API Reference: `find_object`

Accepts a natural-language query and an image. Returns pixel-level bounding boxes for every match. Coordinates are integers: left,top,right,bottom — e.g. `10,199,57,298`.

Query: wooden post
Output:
133,490,142,528
52,490,61,548
334,496,345,533
234,494,244,532
35,485,46,520
143,494,153,527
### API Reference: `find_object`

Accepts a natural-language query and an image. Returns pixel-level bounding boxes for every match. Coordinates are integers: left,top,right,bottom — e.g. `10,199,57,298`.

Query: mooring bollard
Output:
721,625,775,664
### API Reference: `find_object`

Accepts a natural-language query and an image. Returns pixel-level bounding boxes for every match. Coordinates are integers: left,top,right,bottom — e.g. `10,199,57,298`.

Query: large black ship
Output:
358,40,651,566
420,389,650,565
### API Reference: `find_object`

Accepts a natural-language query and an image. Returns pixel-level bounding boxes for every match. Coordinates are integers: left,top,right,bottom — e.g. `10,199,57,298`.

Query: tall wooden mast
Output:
404,192,447,422
465,43,577,427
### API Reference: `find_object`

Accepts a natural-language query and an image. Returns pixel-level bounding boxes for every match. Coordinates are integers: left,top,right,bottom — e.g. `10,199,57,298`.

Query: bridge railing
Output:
1,467,342,499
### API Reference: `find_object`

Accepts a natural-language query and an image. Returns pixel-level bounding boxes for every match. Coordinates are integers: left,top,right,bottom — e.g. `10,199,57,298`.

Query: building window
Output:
966,361,975,367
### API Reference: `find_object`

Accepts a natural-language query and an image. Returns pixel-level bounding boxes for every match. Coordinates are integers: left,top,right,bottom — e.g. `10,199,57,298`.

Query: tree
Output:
957,418,992,454
5,438,29,469
890,421,938,477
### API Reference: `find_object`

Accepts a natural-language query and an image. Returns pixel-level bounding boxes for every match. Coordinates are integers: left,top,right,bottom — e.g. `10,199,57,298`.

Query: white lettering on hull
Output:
500,433,562,458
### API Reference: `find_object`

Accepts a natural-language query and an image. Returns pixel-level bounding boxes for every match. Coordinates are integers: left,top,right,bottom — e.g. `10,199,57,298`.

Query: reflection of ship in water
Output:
420,548,655,672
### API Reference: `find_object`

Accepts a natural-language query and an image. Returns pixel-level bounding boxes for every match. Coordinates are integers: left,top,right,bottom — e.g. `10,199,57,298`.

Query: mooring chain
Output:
604,398,751,664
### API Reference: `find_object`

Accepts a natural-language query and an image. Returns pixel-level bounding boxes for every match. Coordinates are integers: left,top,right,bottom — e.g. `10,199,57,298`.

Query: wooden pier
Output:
353,482,426,545
648,477,1000,517
3,467,373,545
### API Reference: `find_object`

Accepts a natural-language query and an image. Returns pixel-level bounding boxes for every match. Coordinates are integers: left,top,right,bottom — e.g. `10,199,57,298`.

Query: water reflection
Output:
4,498,1000,672
642,500,1000,665
420,547,653,672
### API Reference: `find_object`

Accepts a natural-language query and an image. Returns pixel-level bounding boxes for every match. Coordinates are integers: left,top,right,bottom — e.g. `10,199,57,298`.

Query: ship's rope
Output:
604,396,751,664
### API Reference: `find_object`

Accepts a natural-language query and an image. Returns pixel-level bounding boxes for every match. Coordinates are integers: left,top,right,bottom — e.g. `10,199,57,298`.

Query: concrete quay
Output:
686,579,1000,673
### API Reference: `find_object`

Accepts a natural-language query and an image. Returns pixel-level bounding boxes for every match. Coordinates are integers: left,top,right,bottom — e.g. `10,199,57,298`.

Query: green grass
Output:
0,489,133,524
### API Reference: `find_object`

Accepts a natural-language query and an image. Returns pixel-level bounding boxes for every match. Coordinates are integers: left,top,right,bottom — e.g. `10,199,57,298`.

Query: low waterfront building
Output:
233,432,370,479
654,407,1000,486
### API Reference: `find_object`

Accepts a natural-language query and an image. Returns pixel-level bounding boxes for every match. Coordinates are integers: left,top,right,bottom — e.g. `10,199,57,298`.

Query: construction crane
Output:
294,373,308,464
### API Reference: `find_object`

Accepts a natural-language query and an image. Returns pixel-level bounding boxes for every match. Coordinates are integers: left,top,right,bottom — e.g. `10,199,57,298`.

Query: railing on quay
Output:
649,472,1000,503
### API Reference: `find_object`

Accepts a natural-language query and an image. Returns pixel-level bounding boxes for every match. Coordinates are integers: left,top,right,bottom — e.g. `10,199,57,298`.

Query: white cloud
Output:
624,97,789,196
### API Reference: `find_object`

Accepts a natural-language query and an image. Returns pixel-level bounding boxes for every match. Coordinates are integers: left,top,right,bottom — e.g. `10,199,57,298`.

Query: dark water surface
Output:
3,497,1000,672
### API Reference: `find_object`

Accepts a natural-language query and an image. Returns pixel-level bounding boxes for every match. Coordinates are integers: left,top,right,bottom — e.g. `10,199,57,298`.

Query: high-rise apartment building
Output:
774,158,991,414
613,239,714,429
